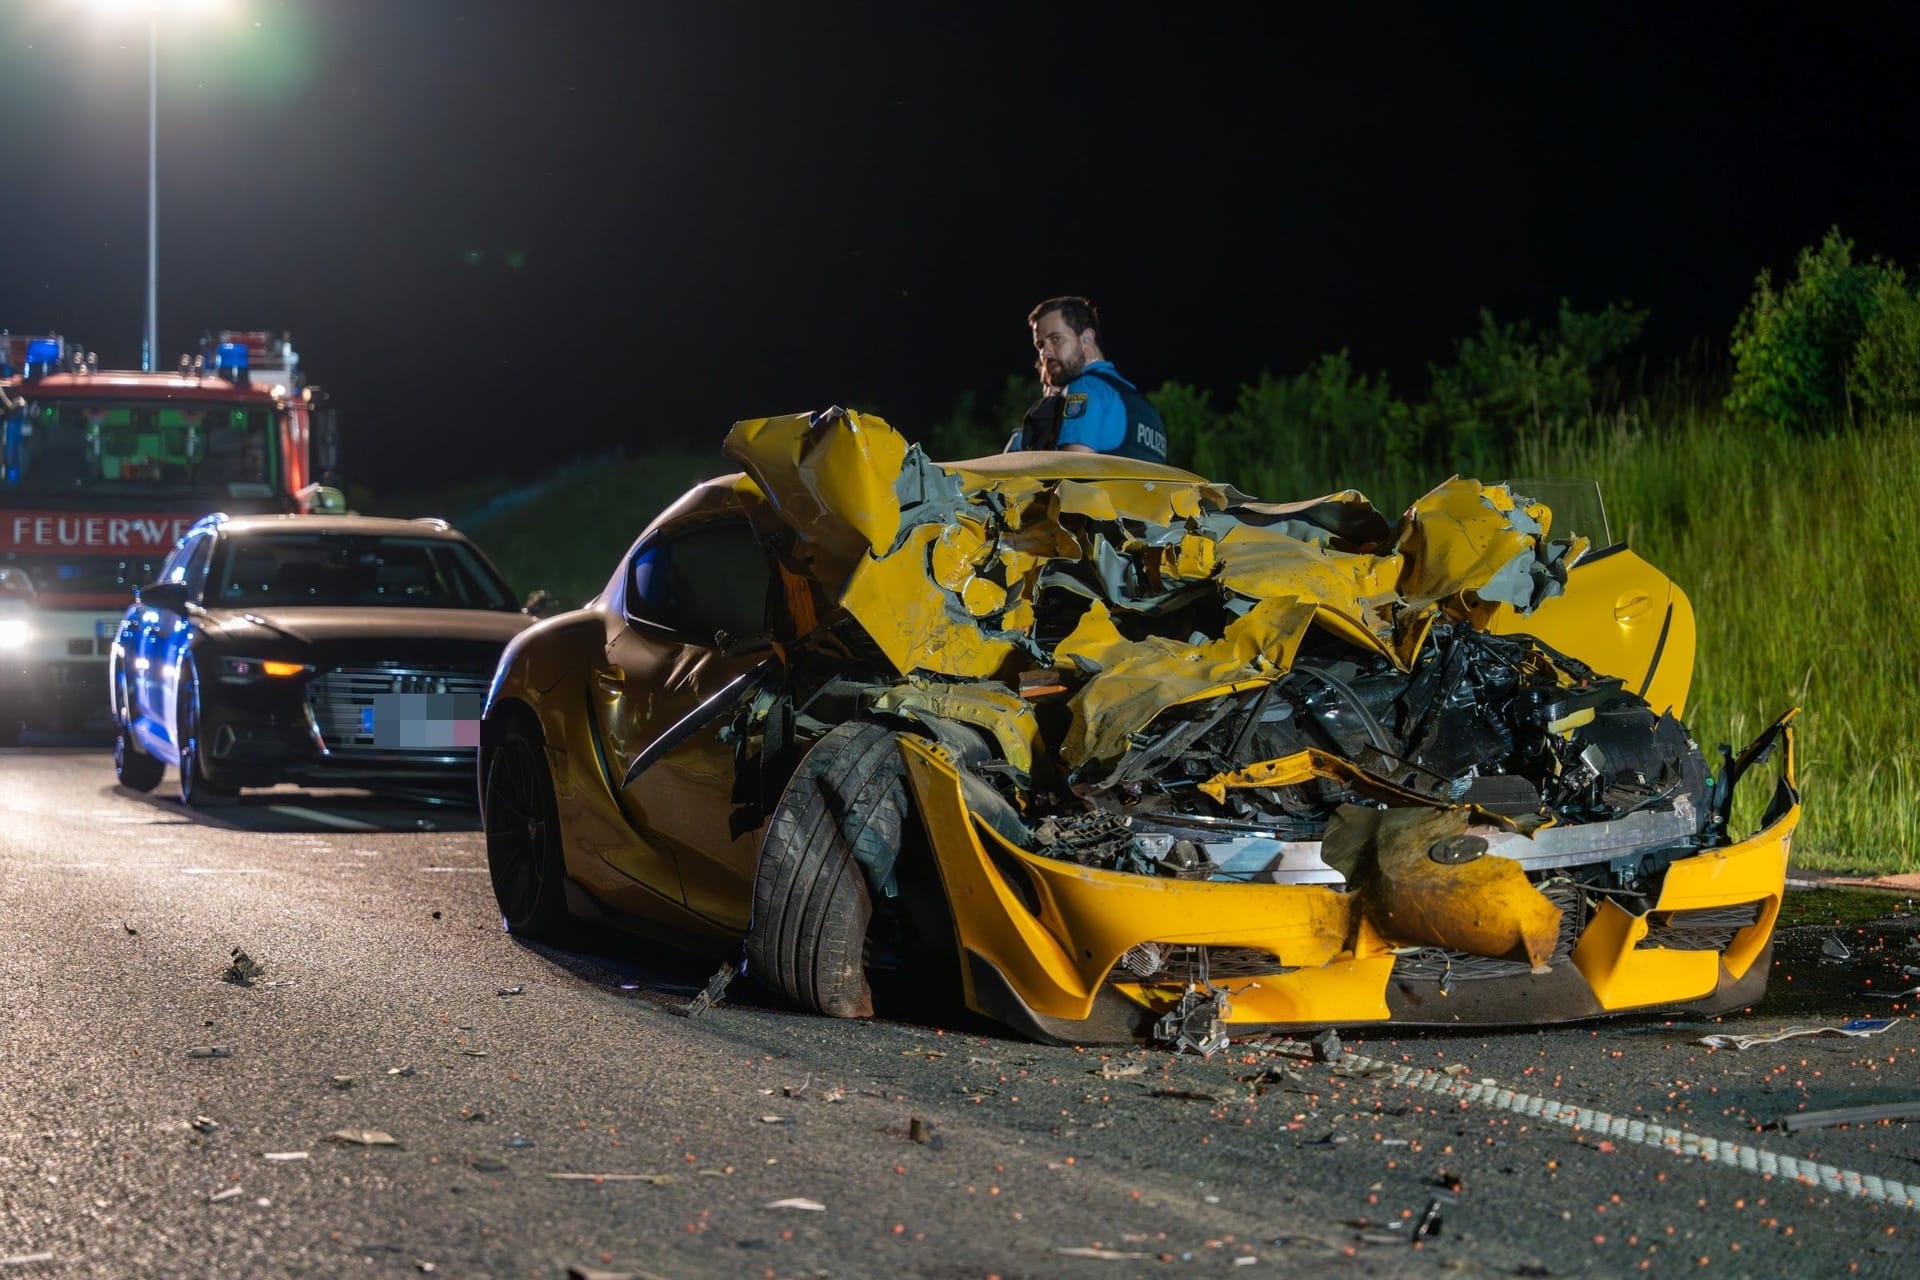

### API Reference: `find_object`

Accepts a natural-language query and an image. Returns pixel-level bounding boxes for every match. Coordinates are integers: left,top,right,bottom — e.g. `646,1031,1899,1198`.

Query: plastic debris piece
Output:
1153,983,1232,1058
190,1116,219,1133
567,1267,649,1280
683,963,736,1017
386,1066,417,1077
0,1254,56,1267
331,1076,355,1089
1055,1246,1150,1260
759,1115,790,1125
187,1046,233,1059
1697,1017,1896,1050
1775,1100,1920,1133
764,1197,826,1211
546,1172,675,1184
415,1264,435,1274
262,1151,308,1161
496,985,524,997
1414,1189,1457,1240
208,1186,242,1203
505,1136,536,1149
222,948,265,986
328,1129,399,1146
909,1117,934,1144
1866,985,1920,1000
1820,935,1852,961
1095,1061,1148,1080
462,1049,490,1057
1310,1028,1343,1062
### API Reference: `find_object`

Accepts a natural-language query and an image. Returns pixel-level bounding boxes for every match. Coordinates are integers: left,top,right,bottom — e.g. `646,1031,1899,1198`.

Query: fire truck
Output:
0,330,340,742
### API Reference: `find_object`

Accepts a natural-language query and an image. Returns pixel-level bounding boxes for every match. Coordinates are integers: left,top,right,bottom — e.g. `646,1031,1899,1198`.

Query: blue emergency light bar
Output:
215,342,250,372
24,339,60,365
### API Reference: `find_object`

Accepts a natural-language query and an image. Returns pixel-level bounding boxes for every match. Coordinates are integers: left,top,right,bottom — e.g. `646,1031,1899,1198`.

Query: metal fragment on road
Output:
190,1116,219,1133
1697,1017,1896,1051
683,963,736,1017
764,1197,826,1211
207,1186,242,1203
261,1151,308,1161
1054,1246,1150,1260
187,1046,234,1059
1152,982,1231,1057
496,985,524,996
1775,1100,1920,1133
328,1129,399,1146
1821,934,1853,961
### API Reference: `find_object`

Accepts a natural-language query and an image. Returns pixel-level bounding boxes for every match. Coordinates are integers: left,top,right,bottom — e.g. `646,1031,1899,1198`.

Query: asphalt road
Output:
3,745,1917,1279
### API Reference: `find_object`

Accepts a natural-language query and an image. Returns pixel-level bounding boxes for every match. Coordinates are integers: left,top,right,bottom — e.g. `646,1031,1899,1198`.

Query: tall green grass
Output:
1511,414,1920,872
455,417,1918,875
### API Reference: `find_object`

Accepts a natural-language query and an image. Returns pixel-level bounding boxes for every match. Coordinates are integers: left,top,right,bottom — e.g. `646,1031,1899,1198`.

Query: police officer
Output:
1013,296,1168,462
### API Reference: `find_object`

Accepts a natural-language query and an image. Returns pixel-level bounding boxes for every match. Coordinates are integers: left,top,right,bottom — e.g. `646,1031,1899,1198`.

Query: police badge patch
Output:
1062,393,1089,419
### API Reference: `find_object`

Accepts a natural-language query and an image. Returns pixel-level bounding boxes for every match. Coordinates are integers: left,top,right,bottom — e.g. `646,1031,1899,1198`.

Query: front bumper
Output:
897,725,1799,1042
198,670,486,798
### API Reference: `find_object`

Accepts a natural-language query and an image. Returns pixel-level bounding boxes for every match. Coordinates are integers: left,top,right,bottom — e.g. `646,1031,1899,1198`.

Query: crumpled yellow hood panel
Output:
726,408,1577,770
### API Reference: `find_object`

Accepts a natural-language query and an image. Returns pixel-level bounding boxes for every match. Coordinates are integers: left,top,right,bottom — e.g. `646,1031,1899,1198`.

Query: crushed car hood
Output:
723,407,1585,772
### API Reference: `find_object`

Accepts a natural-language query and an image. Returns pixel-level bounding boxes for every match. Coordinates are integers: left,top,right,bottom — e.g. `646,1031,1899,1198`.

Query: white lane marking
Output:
268,806,380,831
180,868,268,876
417,866,487,873
1347,1050,1920,1211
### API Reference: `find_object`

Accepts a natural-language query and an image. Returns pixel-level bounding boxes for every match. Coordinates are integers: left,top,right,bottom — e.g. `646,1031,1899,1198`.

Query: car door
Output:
590,511,778,930
131,532,211,753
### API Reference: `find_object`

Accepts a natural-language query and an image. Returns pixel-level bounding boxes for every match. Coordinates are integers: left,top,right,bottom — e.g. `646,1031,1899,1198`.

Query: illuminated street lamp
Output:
82,0,226,371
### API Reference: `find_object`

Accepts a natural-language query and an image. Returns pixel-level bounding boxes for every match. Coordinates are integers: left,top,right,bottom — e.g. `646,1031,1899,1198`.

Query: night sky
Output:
2,0,1916,497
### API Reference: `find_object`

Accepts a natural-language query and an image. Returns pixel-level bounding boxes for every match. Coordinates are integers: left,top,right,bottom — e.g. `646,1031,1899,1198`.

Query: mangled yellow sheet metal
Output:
714,405,1797,1041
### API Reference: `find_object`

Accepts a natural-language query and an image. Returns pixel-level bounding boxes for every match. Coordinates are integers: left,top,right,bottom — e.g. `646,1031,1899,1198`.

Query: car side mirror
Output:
522,588,563,618
136,581,190,613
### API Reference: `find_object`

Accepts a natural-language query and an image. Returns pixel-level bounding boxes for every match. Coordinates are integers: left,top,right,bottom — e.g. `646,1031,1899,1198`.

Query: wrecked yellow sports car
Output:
479,407,1799,1046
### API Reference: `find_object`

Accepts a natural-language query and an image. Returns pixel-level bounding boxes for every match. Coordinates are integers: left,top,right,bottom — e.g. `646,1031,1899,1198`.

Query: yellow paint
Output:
840,525,1015,678
870,679,1042,776
722,407,906,571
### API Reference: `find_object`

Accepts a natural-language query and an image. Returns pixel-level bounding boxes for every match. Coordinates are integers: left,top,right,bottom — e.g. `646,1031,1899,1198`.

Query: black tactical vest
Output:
1018,370,1168,463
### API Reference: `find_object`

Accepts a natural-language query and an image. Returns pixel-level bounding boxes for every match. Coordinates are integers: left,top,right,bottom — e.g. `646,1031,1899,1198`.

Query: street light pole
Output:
142,7,157,372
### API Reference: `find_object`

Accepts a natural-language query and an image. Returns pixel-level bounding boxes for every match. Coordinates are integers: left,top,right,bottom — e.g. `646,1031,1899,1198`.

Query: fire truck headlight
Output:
0,617,31,649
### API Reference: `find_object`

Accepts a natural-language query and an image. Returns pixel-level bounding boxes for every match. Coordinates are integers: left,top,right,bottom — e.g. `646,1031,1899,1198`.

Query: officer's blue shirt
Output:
1055,360,1132,452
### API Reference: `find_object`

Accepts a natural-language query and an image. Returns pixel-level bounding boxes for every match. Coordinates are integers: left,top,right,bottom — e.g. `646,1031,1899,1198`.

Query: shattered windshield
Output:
208,533,518,612
2,398,280,496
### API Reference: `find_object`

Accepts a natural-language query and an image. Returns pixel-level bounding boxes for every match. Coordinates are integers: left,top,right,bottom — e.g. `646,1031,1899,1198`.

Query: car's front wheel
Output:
483,721,568,938
176,664,236,808
113,674,164,792
748,721,930,1019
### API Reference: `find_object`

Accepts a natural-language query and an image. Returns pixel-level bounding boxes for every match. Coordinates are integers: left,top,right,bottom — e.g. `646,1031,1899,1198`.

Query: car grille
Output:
1107,943,1294,985
1635,901,1765,952
306,667,489,757
1389,879,1586,985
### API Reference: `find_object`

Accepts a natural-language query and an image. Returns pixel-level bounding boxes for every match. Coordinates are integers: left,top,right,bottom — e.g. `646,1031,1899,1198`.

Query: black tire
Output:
176,664,236,807
113,675,164,792
747,721,924,1019
483,722,569,939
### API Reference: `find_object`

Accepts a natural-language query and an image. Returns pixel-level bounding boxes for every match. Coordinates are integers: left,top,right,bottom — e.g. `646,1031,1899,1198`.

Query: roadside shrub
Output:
1848,271,1920,419
1421,300,1646,475
1726,227,1901,432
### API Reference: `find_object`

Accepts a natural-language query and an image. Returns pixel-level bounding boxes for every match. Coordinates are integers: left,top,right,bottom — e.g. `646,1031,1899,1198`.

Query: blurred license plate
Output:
362,693,482,748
